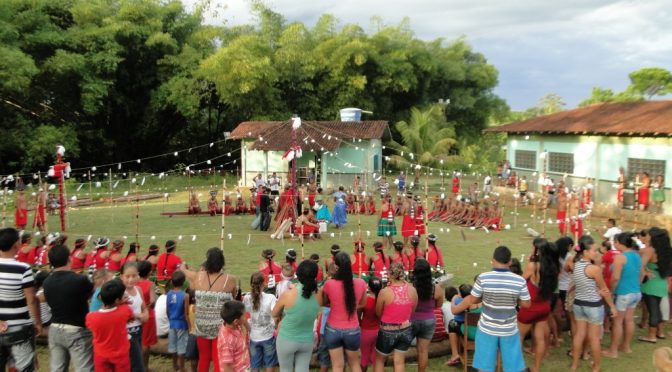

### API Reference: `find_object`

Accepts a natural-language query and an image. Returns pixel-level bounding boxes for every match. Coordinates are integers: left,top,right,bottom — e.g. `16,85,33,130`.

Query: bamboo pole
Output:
220,179,226,251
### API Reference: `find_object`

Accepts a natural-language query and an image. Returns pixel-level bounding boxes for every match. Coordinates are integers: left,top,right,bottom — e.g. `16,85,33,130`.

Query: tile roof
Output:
484,101,672,136
229,120,388,151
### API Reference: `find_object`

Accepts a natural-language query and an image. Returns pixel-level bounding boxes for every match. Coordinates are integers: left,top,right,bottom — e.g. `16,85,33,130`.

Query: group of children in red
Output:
427,196,503,230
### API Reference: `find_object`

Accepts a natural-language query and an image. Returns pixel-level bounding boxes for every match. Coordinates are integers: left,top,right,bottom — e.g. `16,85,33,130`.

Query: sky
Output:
182,0,672,110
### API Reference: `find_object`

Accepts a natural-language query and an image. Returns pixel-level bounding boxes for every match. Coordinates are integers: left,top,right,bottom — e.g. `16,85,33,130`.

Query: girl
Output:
332,197,348,228
85,237,110,274
259,249,282,289
411,258,444,372
555,236,574,344
517,238,560,372
639,227,672,342
360,277,383,372
121,262,150,372
107,240,124,273
570,235,616,372
319,252,368,372
90,268,114,312
285,249,298,272
244,272,279,372
377,194,397,250
273,260,320,372
351,240,369,277
426,234,443,269
367,242,390,279
652,175,665,214
144,244,160,275
121,242,140,267
374,263,418,372
604,232,642,359
325,245,340,274
70,238,87,273
137,261,158,370
391,241,410,271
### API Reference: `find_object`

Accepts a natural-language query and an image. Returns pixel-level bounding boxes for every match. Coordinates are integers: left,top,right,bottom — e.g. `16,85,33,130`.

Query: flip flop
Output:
638,336,657,343
445,357,461,366
657,334,666,340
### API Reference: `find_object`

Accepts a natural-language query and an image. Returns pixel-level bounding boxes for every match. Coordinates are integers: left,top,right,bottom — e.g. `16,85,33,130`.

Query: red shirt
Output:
602,250,621,290
351,253,369,276
70,248,86,271
427,245,443,268
86,304,134,359
156,252,183,281
360,295,379,330
16,244,32,265
370,252,391,278
218,325,250,372
260,261,283,285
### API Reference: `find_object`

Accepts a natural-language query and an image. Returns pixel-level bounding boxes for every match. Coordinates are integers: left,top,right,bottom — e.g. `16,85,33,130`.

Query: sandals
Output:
445,357,461,366
638,336,657,343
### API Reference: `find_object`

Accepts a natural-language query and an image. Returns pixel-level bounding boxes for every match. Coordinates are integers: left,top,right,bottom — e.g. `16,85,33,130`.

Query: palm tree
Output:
387,105,457,169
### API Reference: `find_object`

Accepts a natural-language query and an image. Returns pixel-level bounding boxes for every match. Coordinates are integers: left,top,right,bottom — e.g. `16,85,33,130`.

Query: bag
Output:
250,215,261,229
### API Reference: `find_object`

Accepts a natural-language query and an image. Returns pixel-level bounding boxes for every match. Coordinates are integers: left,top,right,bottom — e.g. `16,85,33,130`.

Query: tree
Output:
628,67,672,99
387,105,456,169
578,87,642,107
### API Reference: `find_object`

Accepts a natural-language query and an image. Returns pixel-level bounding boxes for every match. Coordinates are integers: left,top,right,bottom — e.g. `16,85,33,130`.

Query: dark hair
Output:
310,253,319,261
445,286,458,300
413,258,433,301
204,248,225,273
330,244,340,256
555,236,574,259
48,244,70,268
639,229,649,238
35,270,49,289
296,260,318,299
144,244,159,260
21,233,32,244
250,272,265,311
615,232,636,250
137,260,152,278
165,240,177,252
649,227,672,278
510,258,523,275
333,252,356,316
607,218,616,226
100,279,126,306
121,261,138,274
220,300,245,325
0,228,20,252
537,240,560,300
393,241,404,253
493,246,512,264
171,270,186,288
368,276,383,297
458,283,472,298
574,235,595,262
124,242,139,264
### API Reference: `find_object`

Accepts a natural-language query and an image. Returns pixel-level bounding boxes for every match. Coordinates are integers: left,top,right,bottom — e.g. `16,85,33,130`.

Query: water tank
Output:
339,108,362,122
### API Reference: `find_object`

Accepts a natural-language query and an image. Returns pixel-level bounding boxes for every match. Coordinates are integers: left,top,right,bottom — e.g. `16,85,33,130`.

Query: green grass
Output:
31,190,669,371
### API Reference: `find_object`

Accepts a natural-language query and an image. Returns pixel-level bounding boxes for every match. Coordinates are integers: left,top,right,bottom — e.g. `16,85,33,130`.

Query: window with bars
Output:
627,158,666,180
515,150,536,170
548,152,574,174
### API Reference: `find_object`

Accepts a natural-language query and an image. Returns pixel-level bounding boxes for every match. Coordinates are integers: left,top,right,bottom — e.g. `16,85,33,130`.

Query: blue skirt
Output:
316,205,332,222
332,203,347,227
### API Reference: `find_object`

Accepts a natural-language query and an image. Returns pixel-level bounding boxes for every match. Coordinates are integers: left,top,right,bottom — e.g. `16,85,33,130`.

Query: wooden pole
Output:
39,174,48,234
424,168,429,259
514,178,519,229
220,179,226,251
88,170,93,201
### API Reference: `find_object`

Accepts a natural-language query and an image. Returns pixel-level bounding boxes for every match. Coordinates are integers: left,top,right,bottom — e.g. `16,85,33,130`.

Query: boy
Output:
217,300,250,372
167,271,190,372
85,279,134,371
452,246,531,372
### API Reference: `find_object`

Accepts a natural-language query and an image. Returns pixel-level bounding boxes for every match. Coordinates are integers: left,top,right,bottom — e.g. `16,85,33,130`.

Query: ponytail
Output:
250,272,264,311
296,260,318,299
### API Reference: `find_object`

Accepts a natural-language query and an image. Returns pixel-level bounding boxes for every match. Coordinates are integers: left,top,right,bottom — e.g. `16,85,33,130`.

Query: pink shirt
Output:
323,278,367,329
381,283,414,324
218,325,250,372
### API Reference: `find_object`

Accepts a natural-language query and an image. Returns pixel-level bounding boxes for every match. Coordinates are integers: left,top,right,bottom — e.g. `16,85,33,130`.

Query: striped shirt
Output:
573,260,602,305
0,258,35,331
471,268,530,336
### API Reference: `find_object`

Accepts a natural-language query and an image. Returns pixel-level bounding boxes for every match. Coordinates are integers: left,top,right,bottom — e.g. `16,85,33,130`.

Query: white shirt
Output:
484,176,492,187
269,176,280,191
441,301,454,326
603,226,622,249
155,294,169,336
243,293,277,342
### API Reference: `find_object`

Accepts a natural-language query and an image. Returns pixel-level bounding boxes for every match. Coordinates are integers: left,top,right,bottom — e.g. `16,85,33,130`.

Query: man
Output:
0,227,42,371
453,246,531,372
43,244,95,371
253,173,266,190
600,218,622,250
259,188,272,232
557,182,568,235
14,188,27,230
483,175,492,196
268,172,281,197
33,188,47,233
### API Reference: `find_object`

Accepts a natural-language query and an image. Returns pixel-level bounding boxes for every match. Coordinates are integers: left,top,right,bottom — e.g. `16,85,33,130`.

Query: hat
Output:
94,237,110,248
427,234,437,243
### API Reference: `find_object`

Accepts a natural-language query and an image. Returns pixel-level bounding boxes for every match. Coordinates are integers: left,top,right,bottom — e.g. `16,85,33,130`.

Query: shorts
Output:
411,318,436,341
250,337,278,369
324,324,361,351
168,328,189,355
447,320,463,334
316,336,331,367
517,309,550,324
375,326,413,355
473,329,525,372
185,334,198,360
615,292,642,312
573,305,605,325
270,190,279,196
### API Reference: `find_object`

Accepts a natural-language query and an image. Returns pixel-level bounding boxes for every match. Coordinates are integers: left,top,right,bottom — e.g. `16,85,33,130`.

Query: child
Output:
121,262,149,372
167,271,190,372
90,268,114,312
85,279,135,371
446,284,480,366
243,272,279,372
275,263,295,299
184,289,199,372
218,300,251,372
452,246,531,372
360,277,382,372
137,261,158,371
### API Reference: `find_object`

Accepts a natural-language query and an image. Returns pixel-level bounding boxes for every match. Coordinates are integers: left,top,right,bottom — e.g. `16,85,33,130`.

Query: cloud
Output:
182,0,672,109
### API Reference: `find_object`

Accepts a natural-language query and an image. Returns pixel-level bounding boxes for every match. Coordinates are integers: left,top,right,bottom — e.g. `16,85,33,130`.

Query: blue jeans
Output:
128,326,145,372
250,337,279,369
324,324,361,351
48,324,94,372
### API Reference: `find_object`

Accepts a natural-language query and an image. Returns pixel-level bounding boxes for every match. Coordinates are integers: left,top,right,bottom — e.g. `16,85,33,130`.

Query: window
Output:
548,152,574,174
515,150,536,170
628,158,666,180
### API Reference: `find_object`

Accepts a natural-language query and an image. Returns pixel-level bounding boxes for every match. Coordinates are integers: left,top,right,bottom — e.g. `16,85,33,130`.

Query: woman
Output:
258,249,282,289
639,227,672,342
351,241,369,277
411,258,444,372
69,238,87,273
180,248,236,372
426,234,443,269
555,236,574,344
374,263,418,372
273,260,320,372
368,242,390,278
604,232,642,359
517,238,559,372
107,239,124,273
121,242,139,267
570,235,617,372
319,252,368,372
391,241,410,271
332,197,348,228
325,245,340,274
377,194,397,250
652,175,665,214
144,244,160,274
360,277,383,372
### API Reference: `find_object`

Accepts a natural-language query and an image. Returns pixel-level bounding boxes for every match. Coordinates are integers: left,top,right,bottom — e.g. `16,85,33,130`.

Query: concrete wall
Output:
506,134,672,213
